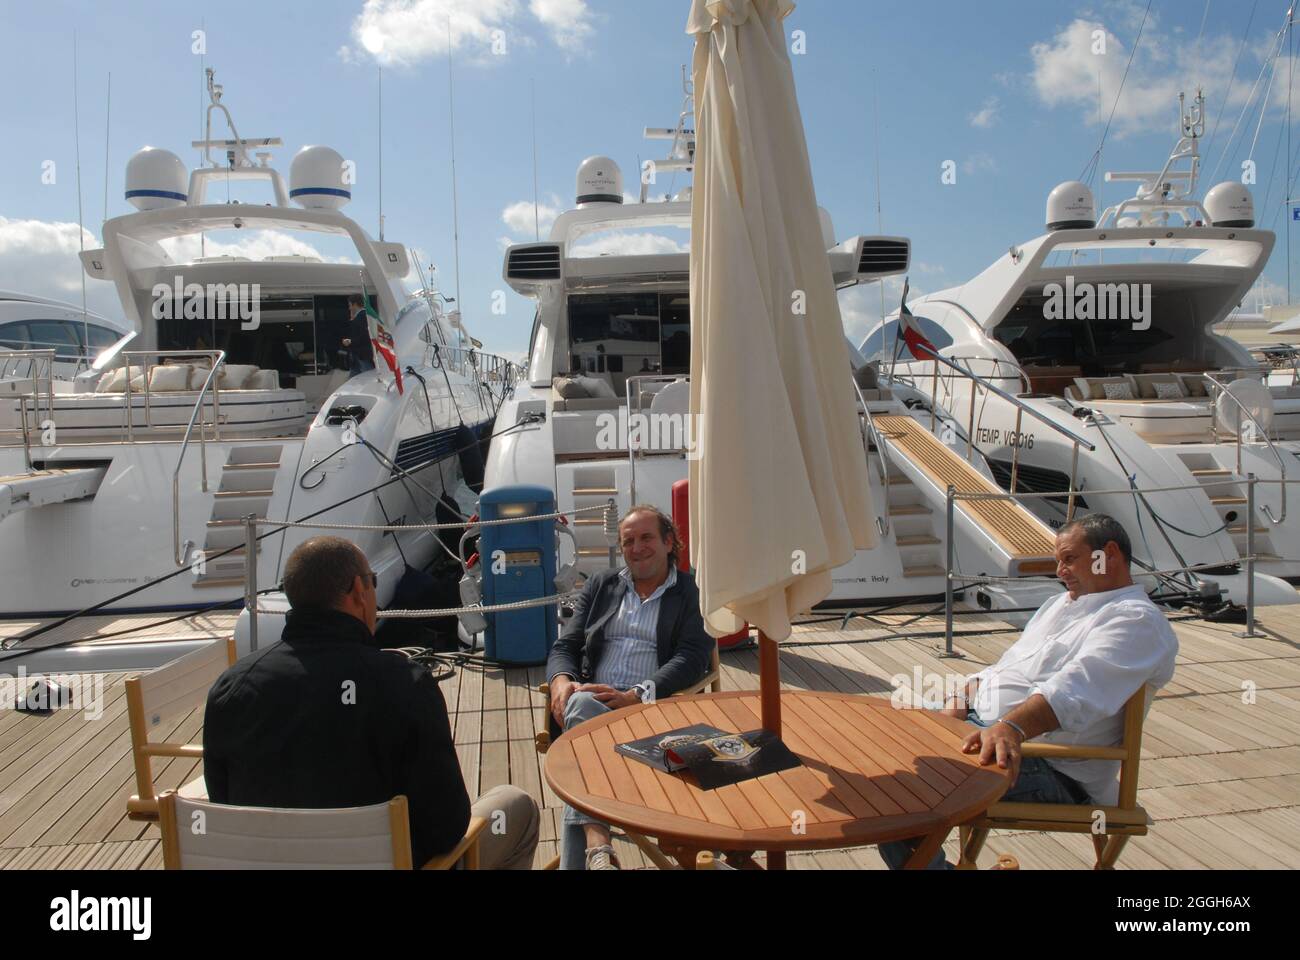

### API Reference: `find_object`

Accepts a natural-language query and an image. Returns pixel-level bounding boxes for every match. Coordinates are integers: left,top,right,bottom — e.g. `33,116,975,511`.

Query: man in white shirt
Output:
881,513,1178,869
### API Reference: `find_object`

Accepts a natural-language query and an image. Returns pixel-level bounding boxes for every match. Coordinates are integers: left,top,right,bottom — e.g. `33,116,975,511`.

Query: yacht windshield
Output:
565,292,690,394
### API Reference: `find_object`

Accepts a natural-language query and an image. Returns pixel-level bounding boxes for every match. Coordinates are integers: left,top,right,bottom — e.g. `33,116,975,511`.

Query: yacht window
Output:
860,316,953,362
0,322,29,350
156,294,355,387
85,325,122,349
565,293,693,392
24,320,83,359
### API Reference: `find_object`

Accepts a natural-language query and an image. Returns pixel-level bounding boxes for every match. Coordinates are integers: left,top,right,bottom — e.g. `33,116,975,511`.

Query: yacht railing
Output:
890,345,1096,521
0,351,58,472
849,376,893,537
624,374,690,505
1205,373,1286,523
166,351,227,566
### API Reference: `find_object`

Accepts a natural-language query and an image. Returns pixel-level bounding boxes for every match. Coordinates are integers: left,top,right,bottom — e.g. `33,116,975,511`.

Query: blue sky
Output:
2,0,1299,360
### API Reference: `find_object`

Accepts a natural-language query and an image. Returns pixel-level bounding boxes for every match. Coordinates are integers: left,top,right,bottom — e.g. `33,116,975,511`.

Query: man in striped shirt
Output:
547,505,715,870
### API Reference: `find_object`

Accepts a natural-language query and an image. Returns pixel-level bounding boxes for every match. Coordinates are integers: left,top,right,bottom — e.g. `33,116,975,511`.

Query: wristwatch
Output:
630,683,652,703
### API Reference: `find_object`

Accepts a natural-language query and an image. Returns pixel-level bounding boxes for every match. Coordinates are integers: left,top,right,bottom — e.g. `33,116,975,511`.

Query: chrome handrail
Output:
0,350,56,429
907,344,1096,452
171,351,227,566
849,375,892,537
1206,373,1286,523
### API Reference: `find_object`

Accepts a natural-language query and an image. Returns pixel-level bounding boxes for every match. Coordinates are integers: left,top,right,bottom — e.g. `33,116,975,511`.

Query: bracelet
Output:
1000,718,1028,742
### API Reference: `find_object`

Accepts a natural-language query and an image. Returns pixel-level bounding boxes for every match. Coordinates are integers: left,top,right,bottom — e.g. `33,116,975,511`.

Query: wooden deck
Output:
1,600,1298,870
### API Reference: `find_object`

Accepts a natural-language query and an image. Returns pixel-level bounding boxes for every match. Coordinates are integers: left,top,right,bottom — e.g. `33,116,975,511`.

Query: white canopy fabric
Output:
686,0,878,642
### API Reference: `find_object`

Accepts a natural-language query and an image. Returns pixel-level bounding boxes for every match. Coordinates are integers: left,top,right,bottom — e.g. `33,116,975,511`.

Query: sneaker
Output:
585,844,620,870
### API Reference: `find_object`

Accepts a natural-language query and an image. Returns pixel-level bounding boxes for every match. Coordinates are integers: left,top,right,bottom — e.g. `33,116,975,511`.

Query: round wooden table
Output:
544,690,1012,869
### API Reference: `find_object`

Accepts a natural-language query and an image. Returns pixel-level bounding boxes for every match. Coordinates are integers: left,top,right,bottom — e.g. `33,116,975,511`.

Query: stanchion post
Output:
942,484,956,657
245,514,259,652
1239,474,1259,639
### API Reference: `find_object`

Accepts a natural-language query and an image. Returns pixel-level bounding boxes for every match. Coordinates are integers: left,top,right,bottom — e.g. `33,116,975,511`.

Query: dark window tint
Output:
0,321,29,350
86,325,123,349
24,320,82,359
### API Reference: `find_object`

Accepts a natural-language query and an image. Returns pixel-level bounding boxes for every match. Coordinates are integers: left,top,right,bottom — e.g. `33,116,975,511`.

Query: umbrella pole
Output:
758,629,786,871
759,630,781,735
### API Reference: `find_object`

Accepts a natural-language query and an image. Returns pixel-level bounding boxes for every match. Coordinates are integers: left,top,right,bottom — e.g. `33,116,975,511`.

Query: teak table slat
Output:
544,691,1013,869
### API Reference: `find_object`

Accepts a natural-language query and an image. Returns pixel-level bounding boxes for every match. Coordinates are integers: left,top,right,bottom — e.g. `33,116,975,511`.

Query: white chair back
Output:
161,793,409,870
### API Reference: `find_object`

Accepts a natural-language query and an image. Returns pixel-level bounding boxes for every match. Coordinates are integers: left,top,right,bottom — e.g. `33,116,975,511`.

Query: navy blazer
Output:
547,567,714,702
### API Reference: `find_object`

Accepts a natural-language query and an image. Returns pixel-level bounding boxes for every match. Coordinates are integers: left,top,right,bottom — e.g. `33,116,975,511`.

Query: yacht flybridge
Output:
0,71,512,627
864,92,1299,608
487,87,1075,617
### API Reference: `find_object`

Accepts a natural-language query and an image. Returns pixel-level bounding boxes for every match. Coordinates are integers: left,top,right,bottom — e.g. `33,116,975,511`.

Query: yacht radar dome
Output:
1046,181,1095,231
289,145,352,210
124,147,188,210
1204,181,1255,228
576,156,623,206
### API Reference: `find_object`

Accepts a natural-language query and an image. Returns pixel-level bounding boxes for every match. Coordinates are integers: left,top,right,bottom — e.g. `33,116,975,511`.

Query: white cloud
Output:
969,96,1000,128
501,196,563,237
342,0,595,65
569,231,688,258
529,0,594,51
159,230,353,266
1029,13,1255,137
0,217,122,321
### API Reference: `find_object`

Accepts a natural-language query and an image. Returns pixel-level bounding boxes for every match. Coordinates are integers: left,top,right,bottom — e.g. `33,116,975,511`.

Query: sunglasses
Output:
363,572,378,589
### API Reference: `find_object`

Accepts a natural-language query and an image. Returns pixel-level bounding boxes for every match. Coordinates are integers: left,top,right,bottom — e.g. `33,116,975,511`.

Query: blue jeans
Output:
878,713,1091,869
559,691,615,870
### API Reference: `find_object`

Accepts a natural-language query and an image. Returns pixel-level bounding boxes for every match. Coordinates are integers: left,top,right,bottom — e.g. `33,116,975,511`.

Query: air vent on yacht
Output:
506,244,562,281
858,239,910,275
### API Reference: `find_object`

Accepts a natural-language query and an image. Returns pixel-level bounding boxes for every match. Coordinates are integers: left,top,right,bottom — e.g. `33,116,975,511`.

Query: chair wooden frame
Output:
535,641,724,870
157,791,488,870
957,685,1152,870
125,637,238,822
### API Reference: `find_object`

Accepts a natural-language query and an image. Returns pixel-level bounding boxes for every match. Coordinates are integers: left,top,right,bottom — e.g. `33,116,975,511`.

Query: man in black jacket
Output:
204,537,538,868
546,505,715,869
341,293,375,375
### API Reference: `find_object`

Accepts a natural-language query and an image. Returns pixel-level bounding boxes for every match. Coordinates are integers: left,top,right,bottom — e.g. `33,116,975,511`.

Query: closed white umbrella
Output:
686,0,878,732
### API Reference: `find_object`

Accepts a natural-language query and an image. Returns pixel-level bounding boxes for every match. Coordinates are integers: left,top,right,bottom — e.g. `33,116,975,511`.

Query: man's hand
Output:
940,701,968,720
577,683,641,710
342,338,352,348
962,722,1024,784
549,676,577,727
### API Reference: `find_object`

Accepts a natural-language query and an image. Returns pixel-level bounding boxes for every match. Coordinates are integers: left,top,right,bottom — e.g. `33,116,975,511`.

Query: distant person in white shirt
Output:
881,513,1178,869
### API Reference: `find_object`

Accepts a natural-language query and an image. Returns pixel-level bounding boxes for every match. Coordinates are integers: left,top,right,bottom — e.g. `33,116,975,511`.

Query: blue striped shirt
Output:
593,567,677,691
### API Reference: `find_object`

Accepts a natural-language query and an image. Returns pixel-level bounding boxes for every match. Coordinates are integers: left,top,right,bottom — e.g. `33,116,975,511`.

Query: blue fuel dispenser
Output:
477,485,562,665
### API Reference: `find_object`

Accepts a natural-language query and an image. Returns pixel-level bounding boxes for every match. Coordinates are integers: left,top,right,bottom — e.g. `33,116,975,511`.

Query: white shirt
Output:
592,567,677,692
970,583,1178,806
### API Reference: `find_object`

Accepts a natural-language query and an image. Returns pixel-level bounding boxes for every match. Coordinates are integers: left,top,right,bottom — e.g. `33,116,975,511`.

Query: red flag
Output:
365,303,404,395
899,306,936,361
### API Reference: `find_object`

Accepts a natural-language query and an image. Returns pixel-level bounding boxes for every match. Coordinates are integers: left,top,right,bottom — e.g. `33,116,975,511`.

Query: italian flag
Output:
363,292,404,395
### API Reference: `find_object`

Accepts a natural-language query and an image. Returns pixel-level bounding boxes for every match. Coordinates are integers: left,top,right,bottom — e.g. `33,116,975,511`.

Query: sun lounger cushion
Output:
1130,373,1186,399
246,370,280,390
1102,381,1135,400
1177,373,1209,397
149,364,193,392
218,365,259,390
95,366,145,394
1075,376,1130,400
554,375,618,401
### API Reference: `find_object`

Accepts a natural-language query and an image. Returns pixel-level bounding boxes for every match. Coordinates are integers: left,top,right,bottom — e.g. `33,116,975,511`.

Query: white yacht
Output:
0,72,510,639
486,89,1072,619
0,292,129,378
861,93,1299,607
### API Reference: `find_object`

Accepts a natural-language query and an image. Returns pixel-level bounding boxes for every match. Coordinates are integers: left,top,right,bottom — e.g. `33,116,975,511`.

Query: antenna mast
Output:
72,32,89,365
378,65,385,241
447,19,463,312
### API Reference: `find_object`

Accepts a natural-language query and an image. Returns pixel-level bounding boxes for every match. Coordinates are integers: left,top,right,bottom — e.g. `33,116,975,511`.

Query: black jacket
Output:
348,309,375,366
203,607,470,866
547,567,714,703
